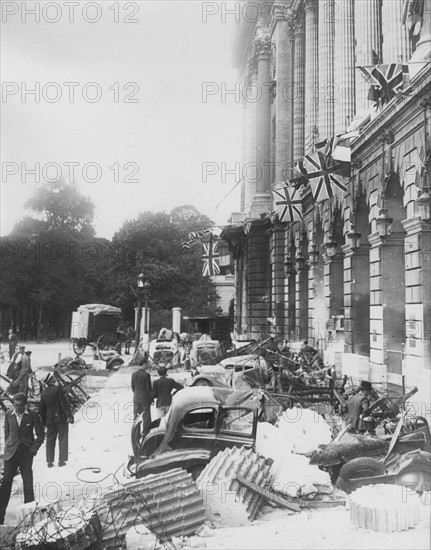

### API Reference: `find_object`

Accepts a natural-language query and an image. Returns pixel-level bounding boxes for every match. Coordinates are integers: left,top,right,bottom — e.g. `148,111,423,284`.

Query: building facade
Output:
223,0,431,407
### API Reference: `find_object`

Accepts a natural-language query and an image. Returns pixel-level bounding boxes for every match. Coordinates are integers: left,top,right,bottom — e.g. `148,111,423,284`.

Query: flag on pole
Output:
272,185,303,222
181,227,212,251
358,63,410,107
202,237,220,277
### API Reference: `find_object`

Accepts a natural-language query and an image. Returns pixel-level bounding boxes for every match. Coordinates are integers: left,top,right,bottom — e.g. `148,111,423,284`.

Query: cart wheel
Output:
72,340,86,356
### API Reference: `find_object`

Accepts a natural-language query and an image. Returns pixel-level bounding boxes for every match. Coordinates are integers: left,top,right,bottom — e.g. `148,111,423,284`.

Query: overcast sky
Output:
1,0,243,238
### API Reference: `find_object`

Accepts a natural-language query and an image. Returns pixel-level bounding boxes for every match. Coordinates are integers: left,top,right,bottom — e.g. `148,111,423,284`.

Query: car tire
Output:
336,457,386,493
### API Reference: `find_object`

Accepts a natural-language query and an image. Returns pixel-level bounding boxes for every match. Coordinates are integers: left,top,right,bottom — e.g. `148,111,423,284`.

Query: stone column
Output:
272,5,294,183
334,0,355,134
355,0,382,113
318,0,335,141
409,0,431,77
243,60,258,215
293,10,305,160
381,0,410,64
304,0,319,153
240,99,246,212
255,31,271,195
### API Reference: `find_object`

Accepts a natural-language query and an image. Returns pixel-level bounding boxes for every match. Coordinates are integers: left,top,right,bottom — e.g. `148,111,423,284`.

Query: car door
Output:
172,406,218,451
215,407,257,452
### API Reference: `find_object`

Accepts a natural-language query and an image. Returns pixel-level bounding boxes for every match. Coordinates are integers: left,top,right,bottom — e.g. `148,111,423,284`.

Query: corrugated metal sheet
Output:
98,468,205,544
197,447,273,521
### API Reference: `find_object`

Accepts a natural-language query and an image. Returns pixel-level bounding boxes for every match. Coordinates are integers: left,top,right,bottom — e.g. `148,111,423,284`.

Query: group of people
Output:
131,361,184,429
0,340,71,525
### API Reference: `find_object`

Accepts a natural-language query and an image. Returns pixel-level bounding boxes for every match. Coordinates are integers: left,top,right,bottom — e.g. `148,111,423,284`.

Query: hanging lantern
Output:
417,187,430,223
376,208,393,242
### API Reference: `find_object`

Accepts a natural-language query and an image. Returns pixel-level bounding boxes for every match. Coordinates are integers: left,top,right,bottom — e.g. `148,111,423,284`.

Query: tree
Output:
1,181,108,341
24,180,95,238
107,207,218,332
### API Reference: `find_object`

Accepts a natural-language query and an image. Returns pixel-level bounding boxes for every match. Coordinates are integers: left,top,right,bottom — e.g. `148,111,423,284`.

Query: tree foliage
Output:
107,205,218,332
1,190,219,339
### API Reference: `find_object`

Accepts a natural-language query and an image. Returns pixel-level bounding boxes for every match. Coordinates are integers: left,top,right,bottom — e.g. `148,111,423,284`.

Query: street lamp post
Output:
134,273,144,355
142,280,151,335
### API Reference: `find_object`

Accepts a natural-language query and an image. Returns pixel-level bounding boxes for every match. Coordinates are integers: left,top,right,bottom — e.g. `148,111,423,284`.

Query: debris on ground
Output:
196,446,273,526
97,468,205,547
349,484,421,532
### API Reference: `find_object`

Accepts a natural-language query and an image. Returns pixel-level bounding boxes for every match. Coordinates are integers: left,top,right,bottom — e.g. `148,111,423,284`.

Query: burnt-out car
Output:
129,386,263,479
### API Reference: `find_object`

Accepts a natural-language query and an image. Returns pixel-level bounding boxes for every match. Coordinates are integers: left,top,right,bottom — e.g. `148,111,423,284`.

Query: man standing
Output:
39,374,70,468
7,344,25,381
11,350,32,396
152,366,183,418
7,328,18,360
0,393,44,525
345,380,373,433
131,361,152,427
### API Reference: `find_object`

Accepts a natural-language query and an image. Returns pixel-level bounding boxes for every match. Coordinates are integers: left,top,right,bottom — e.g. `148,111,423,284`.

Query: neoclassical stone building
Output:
222,0,431,404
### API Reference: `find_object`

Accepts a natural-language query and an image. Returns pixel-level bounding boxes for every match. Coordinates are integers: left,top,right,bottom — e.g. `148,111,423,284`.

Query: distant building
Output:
222,0,431,404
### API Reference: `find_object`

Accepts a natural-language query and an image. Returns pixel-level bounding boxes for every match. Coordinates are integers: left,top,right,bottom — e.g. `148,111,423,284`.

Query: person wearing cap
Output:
151,366,184,418
345,380,373,433
0,392,44,525
39,374,71,468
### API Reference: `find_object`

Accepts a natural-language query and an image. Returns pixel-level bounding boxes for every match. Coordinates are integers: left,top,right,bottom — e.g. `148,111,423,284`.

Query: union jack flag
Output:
272,185,303,222
202,238,220,277
182,227,212,251
358,63,410,107
301,152,348,203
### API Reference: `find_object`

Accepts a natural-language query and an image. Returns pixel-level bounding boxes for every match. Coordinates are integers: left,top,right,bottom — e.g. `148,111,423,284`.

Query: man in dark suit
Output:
131,362,152,428
151,366,183,418
39,374,71,468
0,392,44,525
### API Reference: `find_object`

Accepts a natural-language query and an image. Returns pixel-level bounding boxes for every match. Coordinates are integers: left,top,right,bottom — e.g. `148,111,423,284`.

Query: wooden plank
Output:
235,475,301,513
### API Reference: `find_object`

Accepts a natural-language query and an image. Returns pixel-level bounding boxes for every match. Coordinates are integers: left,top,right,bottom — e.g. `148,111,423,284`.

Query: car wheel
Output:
336,457,386,493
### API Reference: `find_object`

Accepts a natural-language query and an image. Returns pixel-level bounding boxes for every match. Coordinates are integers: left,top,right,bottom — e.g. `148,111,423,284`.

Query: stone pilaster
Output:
254,30,272,198
243,60,258,214
270,223,287,336
334,0,355,134
355,0,382,113
295,263,309,341
293,11,305,160
304,0,319,153
381,0,410,64
272,9,294,183
318,0,335,140
342,244,371,356
402,217,431,404
245,221,271,339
